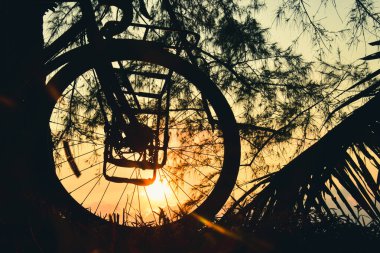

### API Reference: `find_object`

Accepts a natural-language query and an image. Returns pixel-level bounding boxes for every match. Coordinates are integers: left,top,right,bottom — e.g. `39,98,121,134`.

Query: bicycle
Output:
41,0,240,229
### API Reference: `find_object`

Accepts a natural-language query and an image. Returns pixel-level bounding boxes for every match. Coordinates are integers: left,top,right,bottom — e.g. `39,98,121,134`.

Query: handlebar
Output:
98,0,133,38
41,0,135,38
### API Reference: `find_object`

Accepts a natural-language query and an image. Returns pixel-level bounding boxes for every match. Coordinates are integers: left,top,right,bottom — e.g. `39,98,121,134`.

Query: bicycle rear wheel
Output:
46,40,240,229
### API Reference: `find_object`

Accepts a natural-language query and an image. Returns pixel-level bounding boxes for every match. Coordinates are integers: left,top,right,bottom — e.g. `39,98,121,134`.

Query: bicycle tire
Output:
44,39,240,229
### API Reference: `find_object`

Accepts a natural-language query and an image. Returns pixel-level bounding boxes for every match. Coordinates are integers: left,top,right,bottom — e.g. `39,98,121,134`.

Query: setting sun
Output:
145,176,172,202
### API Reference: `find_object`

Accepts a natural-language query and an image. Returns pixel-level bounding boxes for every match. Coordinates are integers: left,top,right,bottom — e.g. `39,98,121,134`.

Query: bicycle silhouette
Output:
42,0,240,229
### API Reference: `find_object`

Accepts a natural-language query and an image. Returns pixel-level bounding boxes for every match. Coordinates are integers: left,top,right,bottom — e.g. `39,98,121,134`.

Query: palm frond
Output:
226,45,380,229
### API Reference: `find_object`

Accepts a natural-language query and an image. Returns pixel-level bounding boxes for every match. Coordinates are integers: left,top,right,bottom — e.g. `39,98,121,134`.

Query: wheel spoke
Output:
94,166,118,213
49,47,239,228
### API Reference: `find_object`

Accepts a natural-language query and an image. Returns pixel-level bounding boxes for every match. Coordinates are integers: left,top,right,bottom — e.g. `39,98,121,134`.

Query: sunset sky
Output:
44,0,380,227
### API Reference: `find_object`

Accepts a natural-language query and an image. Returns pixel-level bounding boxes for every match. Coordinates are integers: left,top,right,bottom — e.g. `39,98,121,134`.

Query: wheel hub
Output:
121,123,154,152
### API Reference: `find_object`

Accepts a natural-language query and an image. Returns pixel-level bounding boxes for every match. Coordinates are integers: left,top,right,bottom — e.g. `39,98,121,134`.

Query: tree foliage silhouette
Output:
41,0,380,226
1,3,379,246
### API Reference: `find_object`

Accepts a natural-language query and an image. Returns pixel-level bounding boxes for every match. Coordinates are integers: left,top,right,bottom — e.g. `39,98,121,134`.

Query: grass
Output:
1,196,379,253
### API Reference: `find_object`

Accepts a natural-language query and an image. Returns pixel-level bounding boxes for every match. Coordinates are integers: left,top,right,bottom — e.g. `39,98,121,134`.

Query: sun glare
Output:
145,176,172,202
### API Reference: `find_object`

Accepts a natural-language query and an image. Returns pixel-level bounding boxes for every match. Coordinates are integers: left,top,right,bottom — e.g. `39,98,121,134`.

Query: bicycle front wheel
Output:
46,40,240,229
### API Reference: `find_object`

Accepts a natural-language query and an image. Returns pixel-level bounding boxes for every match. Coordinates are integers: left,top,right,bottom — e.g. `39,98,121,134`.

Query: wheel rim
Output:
47,40,240,228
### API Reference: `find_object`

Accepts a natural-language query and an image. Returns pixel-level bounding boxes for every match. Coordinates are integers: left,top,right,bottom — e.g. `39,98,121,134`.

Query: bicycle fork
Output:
74,0,168,186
